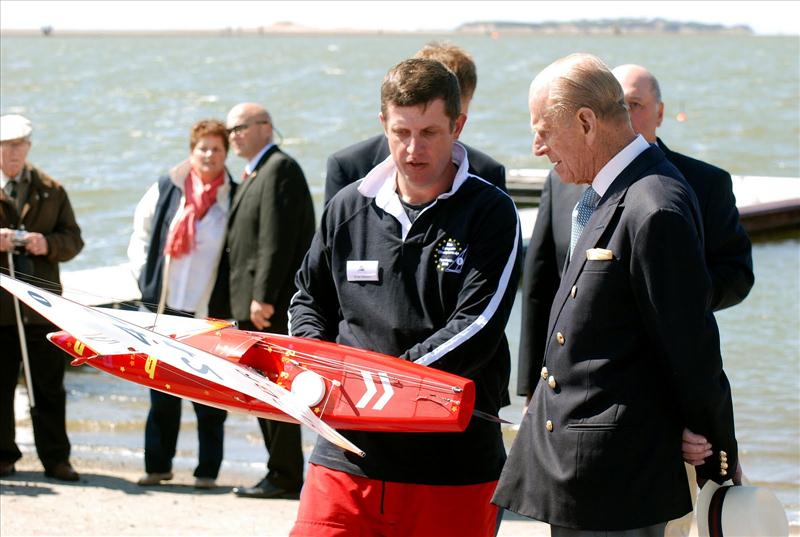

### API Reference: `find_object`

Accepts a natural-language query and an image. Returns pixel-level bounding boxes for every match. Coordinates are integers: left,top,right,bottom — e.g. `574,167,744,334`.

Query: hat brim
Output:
696,479,789,537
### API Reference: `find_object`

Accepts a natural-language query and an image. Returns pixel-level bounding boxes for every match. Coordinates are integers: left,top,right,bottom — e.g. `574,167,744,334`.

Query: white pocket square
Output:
586,248,614,261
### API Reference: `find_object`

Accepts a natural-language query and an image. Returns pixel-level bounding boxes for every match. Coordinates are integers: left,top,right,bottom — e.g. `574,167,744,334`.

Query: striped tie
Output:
4,179,18,201
569,187,601,258
3,179,20,211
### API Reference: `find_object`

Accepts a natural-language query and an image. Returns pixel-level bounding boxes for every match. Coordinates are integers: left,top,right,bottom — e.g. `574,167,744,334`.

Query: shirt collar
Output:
245,142,275,175
357,142,470,240
1,166,28,189
591,134,649,198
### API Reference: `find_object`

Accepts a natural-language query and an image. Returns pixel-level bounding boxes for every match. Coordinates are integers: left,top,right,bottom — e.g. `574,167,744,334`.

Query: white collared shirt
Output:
357,142,473,241
244,143,275,176
591,134,650,198
166,184,230,314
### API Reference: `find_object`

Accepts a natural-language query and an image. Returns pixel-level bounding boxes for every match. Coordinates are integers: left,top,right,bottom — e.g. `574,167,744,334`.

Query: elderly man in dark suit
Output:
517,66,753,409
493,53,740,536
224,102,315,499
324,41,505,205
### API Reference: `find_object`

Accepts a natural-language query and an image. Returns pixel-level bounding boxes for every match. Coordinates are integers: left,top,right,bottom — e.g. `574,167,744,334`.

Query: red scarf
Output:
163,169,225,259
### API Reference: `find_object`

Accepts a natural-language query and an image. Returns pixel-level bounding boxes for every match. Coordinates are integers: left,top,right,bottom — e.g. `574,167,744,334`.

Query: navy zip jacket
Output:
290,144,522,485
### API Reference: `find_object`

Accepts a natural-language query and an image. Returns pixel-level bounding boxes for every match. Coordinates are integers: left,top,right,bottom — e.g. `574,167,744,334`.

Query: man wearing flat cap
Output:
0,113,84,481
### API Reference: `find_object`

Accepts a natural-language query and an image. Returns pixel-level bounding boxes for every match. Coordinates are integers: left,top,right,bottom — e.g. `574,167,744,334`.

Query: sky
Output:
1,0,798,35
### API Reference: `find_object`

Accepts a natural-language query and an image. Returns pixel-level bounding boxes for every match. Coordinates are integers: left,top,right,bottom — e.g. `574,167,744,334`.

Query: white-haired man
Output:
0,114,84,481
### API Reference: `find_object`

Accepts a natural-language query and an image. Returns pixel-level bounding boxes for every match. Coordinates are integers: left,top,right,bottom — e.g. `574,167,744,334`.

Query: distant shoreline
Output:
0,19,771,38
1,29,774,38
1,25,446,37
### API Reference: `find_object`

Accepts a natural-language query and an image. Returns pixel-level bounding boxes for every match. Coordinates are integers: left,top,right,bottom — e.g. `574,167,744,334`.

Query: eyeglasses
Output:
227,120,269,136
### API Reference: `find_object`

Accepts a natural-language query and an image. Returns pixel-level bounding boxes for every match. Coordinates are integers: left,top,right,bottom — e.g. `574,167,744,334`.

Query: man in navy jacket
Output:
517,64,753,402
494,53,739,536
290,58,521,537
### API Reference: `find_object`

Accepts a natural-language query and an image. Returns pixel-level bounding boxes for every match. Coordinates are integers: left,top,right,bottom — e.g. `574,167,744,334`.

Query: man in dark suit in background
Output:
224,102,315,499
613,63,754,537
516,64,753,404
324,41,506,204
494,53,740,536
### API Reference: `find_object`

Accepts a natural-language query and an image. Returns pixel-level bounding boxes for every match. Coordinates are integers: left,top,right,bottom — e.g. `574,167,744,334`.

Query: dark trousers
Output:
143,389,227,478
0,324,71,469
239,320,304,491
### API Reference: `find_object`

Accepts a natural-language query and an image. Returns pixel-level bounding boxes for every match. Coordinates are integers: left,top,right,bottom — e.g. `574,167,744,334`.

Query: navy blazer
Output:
516,141,753,397
324,134,506,204
495,145,738,530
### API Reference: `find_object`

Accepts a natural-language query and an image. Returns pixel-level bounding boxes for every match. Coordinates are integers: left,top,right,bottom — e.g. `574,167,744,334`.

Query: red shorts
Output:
290,463,500,537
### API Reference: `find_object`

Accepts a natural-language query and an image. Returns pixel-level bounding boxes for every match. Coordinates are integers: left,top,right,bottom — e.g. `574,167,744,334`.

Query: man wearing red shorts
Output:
288,58,522,536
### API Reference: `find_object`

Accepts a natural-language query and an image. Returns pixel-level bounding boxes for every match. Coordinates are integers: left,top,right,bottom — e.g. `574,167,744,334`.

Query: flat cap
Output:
0,114,33,142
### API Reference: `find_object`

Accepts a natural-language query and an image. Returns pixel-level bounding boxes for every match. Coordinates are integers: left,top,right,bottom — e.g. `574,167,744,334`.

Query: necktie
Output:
241,170,249,181
569,186,601,258
4,179,19,210
4,179,18,201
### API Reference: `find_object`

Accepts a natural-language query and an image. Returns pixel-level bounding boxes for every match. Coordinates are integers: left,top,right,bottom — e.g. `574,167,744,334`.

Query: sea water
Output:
2,32,798,522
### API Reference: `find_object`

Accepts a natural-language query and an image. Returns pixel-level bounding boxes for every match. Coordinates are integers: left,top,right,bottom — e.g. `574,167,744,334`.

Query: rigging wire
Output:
253,339,460,393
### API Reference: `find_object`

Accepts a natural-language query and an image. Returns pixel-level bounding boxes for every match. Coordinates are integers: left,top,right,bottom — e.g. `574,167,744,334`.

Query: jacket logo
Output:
434,238,468,274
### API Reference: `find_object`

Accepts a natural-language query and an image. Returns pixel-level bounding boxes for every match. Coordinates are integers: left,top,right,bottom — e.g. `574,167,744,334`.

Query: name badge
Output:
347,260,379,282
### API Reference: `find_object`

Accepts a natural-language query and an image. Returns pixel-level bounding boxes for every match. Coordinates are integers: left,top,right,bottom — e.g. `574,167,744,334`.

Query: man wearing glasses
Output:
224,102,315,499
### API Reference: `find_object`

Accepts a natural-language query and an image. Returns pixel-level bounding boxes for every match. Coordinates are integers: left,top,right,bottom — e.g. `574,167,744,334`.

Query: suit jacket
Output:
324,133,506,204
516,141,753,397
494,145,738,530
657,138,753,309
226,145,315,332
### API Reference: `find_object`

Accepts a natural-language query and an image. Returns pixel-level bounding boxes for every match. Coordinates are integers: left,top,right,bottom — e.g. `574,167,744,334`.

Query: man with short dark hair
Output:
224,102,314,499
494,53,739,536
324,41,506,204
289,58,521,537
0,114,84,481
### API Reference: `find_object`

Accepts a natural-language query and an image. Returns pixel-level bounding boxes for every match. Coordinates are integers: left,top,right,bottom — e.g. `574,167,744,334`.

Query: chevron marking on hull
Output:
373,372,394,410
355,370,377,408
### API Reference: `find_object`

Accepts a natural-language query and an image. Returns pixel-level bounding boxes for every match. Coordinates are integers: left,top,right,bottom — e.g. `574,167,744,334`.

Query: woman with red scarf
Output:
127,119,236,489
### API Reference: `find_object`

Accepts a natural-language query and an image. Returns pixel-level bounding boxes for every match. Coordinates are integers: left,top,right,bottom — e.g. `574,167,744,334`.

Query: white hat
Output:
697,479,789,537
0,114,33,142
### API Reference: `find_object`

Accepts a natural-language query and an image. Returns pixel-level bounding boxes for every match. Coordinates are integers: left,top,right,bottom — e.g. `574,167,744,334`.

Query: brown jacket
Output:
1,163,83,325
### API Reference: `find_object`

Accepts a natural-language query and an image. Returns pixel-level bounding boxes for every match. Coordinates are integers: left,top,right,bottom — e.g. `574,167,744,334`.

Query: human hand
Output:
24,232,48,256
0,228,13,252
250,299,274,330
682,427,712,466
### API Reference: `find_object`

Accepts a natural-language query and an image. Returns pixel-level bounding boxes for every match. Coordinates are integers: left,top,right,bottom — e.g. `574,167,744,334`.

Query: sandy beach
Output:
12,455,792,537
1,453,550,537
2,406,798,536
5,458,800,537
